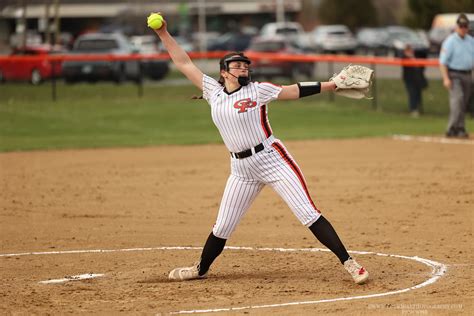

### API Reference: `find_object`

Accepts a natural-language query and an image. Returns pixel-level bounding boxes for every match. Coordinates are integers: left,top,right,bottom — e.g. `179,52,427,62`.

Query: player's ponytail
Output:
218,76,225,85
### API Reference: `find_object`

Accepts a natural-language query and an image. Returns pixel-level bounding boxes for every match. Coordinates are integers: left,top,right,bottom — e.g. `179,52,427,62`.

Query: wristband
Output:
297,82,321,98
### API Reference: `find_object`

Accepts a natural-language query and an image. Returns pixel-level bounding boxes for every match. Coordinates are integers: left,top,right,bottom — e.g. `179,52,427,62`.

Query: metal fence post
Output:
137,58,143,98
371,63,377,110
51,59,57,102
328,61,334,102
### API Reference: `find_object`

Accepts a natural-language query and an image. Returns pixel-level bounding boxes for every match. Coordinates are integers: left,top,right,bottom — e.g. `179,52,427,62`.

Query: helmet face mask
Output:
236,75,251,86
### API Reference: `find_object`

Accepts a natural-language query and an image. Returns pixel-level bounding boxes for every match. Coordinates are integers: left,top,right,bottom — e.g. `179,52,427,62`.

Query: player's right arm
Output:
439,38,452,89
152,18,203,90
439,64,451,89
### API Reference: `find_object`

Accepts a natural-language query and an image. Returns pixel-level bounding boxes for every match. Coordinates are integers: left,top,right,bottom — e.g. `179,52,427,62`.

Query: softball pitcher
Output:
151,14,370,284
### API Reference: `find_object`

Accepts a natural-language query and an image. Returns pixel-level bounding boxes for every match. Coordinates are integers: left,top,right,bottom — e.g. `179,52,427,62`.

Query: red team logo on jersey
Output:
234,98,257,113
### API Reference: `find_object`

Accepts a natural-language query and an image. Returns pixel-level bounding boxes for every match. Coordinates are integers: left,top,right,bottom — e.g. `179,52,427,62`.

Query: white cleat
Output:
168,262,207,281
344,258,369,284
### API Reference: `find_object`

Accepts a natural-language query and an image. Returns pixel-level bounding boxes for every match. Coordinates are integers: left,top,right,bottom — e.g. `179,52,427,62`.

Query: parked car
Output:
131,35,170,80
311,25,358,54
207,32,254,51
192,31,220,52
62,33,141,84
130,35,158,54
260,22,305,37
356,27,390,56
9,31,42,48
245,36,314,81
0,44,64,85
430,13,474,30
428,27,453,55
259,21,313,51
157,36,195,52
385,26,430,58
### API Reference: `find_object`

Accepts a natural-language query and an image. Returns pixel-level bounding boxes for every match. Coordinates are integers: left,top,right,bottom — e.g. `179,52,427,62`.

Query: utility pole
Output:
53,0,60,45
276,0,285,23
20,0,27,49
45,0,51,45
197,0,207,52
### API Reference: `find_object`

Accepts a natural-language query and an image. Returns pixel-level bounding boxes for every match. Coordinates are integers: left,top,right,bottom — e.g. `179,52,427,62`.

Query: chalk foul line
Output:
0,246,447,314
393,134,474,145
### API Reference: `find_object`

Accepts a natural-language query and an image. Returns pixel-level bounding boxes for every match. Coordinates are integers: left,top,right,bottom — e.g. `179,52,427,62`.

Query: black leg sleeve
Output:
198,232,226,276
309,215,351,264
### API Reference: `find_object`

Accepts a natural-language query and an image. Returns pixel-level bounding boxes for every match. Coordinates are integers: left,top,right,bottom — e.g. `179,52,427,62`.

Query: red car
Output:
0,45,64,85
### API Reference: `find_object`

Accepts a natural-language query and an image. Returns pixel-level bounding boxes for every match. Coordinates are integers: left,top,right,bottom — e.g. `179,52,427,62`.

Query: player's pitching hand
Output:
147,12,167,35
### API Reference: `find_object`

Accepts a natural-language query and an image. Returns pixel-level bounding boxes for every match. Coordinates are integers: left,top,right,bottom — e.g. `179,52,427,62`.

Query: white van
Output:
431,13,474,28
429,13,474,54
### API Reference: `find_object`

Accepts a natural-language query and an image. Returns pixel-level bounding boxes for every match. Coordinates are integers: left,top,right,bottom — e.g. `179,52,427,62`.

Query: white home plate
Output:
39,273,104,284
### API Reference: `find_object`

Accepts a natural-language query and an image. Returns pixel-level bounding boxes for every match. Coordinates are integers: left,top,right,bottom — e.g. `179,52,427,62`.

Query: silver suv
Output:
62,33,141,84
311,25,358,54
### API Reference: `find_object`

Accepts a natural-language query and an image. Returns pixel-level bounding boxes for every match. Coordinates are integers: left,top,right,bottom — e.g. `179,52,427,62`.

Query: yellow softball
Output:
147,13,163,30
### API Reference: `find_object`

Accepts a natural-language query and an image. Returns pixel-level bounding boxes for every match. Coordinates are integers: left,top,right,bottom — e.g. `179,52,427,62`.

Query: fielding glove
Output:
330,64,374,99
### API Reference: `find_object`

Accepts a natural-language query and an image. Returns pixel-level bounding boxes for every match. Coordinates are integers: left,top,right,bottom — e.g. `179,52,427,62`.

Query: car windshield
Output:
389,31,419,42
327,31,349,35
360,31,377,40
276,28,299,35
249,41,285,52
76,39,119,51
359,29,388,41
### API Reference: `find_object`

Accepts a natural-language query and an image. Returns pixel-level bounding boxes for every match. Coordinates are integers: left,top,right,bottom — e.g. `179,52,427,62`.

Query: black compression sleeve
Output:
199,232,226,275
309,216,350,264
297,82,321,98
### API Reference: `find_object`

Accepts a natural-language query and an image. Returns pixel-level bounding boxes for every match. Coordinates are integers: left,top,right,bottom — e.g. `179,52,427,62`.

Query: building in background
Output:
0,0,305,52
0,0,415,54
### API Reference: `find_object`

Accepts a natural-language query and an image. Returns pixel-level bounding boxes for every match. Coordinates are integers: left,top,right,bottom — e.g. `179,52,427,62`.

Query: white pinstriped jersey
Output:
202,74,282,153
201,75,320,240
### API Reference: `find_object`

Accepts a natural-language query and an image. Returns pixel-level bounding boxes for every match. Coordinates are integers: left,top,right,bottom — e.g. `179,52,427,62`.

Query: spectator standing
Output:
402,44,426,118
439,13,474,138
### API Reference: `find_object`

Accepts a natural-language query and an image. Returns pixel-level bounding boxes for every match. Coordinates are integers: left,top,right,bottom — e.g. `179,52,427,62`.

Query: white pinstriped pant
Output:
213,136,321,239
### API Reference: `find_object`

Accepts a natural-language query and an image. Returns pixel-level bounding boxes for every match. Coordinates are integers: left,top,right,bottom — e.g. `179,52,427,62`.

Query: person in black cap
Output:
439,13,474,138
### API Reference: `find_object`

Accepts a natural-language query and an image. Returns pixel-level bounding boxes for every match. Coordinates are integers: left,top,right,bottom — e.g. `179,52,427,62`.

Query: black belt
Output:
448,68,472,74
230,142,265,159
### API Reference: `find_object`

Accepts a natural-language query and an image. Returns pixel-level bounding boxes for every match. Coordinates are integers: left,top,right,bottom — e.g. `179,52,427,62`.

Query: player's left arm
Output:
278,82,337,100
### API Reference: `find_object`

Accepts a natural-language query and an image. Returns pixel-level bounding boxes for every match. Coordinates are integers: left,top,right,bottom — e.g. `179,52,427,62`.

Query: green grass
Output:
0,79,471,152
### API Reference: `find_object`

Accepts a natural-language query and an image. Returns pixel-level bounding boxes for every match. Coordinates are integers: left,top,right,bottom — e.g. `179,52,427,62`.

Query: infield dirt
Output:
1,138,472,315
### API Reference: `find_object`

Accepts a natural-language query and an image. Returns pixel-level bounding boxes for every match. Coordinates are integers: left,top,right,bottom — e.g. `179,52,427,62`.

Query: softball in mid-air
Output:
147,13,164,30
